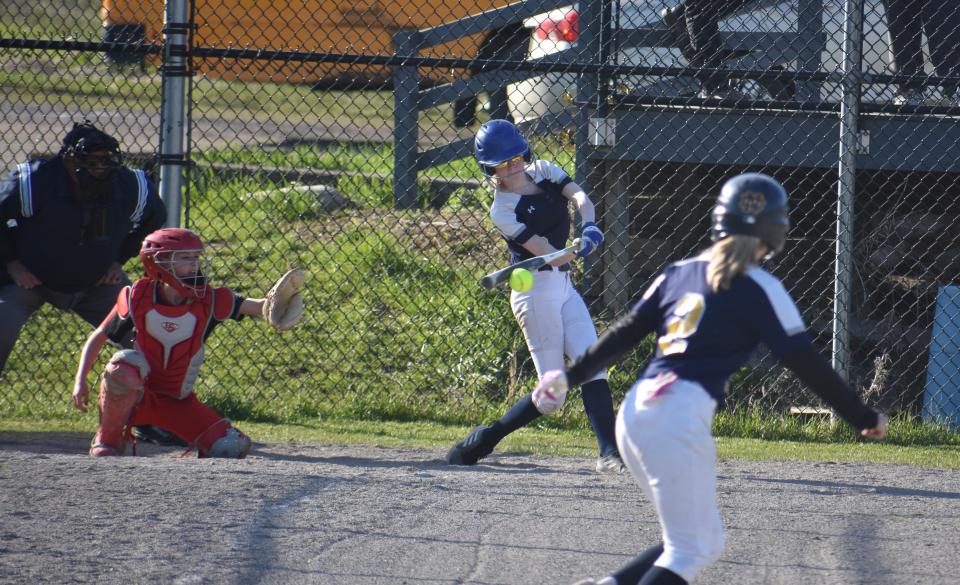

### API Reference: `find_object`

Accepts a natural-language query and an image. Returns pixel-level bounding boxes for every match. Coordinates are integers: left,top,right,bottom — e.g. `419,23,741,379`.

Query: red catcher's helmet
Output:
139,228,209,298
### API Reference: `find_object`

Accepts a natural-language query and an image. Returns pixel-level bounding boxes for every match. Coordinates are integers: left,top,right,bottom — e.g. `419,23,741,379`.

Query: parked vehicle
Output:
507,0,907,122
98,0,514,89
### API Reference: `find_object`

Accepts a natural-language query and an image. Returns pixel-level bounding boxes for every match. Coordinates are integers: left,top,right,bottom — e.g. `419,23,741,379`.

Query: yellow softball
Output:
509,268,534,292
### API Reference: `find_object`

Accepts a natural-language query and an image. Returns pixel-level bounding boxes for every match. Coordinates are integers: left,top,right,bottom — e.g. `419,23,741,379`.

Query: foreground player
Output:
447,119,623,473
531,173,887,585
72,227,305,458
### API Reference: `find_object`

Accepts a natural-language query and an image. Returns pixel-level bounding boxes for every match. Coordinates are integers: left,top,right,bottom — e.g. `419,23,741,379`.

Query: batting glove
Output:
532,370,569,415
576,222,604,258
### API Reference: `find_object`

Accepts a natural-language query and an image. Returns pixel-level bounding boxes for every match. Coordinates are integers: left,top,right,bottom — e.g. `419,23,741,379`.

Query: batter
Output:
447,119,623,473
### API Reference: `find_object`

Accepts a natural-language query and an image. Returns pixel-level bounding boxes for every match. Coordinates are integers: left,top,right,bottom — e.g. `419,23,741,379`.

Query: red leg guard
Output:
89,363,143,457
196,419,251,459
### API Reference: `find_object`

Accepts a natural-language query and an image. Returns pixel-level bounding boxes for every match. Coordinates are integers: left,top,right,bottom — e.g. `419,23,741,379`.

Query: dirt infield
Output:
2,432,959,585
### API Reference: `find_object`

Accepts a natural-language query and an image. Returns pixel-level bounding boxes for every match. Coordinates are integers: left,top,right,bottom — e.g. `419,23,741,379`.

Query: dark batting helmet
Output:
474,119,531,176
711,172,790,255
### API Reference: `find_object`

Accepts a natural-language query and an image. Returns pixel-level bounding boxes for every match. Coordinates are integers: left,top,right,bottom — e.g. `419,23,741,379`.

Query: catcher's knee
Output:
197,419,251,459
103,350,149,396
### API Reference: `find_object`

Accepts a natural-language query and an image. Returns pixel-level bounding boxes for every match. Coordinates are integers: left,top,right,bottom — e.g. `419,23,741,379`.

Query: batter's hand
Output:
861,412,887,440
95,262,126,286
6,260,42,289
576,222,604,258
73,379,90,412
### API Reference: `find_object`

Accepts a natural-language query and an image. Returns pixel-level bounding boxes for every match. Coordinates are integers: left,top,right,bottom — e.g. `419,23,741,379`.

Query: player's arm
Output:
562,181,603,258
75,289,136,411
562,181,596,225
0,168,19,265
0,166,42,288
239,297,265,318
532,275,663,414
776,342,885,437
747,277,886,438
73,327,111,412
566,275,664,386
117,175,167,263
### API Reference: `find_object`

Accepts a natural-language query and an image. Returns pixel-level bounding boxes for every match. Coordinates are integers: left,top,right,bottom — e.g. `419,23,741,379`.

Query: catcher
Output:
71,227,305,458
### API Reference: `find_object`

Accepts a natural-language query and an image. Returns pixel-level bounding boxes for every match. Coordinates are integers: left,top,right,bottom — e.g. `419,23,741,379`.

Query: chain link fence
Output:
2,0,960,438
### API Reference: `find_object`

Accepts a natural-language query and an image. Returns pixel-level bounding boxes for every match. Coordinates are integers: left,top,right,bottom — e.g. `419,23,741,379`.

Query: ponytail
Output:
706,235,762,292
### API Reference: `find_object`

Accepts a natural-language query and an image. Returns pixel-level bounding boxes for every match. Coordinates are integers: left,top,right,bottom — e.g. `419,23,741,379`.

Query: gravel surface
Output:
1,432,958,585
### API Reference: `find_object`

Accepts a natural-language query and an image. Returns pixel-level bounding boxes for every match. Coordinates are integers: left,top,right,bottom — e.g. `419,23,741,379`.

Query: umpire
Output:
0,121,166,373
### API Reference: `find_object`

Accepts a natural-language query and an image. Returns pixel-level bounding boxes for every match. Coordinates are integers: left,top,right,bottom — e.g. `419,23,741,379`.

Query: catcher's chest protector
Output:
124,279,235,398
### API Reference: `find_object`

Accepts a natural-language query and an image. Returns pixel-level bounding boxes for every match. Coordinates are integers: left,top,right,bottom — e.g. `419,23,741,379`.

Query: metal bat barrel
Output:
480,240,580,289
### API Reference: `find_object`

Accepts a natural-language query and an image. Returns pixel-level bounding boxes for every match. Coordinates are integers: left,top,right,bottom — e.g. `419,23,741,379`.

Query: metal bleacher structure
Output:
393,0,960,381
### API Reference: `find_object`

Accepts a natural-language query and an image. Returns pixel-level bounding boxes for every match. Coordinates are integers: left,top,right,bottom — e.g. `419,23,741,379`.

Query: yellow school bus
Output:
99,0,516,88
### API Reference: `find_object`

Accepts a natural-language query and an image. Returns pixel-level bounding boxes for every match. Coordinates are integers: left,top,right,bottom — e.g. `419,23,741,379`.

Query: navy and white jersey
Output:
634,255,809,402
568,254,810,404
489,159,572,264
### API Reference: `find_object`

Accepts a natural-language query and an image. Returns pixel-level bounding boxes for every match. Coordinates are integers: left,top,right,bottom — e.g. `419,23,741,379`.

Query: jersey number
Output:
658,293,706,356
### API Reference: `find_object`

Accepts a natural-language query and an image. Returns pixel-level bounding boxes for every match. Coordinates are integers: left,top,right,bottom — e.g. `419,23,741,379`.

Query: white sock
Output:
597,577,617,585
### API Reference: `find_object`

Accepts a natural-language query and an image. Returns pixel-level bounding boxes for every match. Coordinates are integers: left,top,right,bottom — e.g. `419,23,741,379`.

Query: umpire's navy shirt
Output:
0,157,166,292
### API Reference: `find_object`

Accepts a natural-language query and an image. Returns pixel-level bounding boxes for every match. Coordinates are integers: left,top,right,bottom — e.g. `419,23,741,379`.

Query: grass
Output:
0,1,103,41
4,417,959,468
2,5,958,460
2,145,957,460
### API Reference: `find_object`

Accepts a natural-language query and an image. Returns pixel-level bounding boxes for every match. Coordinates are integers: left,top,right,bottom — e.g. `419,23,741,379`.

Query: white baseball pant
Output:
615,375,724,582
510,270,607,383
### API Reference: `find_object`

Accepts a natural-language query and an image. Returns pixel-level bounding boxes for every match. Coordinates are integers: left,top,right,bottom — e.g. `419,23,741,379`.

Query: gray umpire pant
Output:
0,280,132,373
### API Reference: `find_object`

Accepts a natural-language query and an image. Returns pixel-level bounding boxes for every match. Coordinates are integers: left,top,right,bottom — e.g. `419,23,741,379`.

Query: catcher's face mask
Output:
140,228,210,299
154,249,210,299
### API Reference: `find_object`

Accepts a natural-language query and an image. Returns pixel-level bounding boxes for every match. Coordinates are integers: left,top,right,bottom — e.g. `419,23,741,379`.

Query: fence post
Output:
795,0,824,102
158,0,190,227
393,31,421,210
834,0,864,381
603,159,630,312
575,0,603,301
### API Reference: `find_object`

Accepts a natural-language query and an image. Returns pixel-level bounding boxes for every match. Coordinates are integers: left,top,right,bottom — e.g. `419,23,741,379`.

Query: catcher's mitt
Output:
263,268,305,331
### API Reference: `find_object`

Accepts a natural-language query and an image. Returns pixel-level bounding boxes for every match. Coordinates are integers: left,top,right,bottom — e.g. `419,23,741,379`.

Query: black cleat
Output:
132,425,188,447
446,424,495,465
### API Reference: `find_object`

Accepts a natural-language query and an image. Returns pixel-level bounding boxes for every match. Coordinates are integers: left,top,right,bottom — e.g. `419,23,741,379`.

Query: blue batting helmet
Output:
474,119,531,176
711,173,790,255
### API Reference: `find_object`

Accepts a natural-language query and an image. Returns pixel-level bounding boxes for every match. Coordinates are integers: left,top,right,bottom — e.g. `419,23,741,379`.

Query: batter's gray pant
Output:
0,281,131,373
